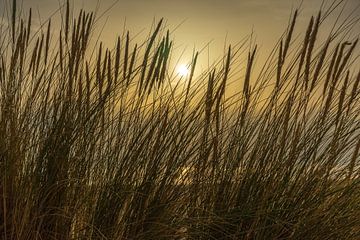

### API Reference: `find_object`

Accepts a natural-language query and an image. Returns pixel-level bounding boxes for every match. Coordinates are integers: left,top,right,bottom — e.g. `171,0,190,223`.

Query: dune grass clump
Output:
0,0,359,239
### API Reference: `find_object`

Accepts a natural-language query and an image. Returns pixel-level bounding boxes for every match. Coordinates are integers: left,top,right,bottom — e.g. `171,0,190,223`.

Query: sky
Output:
1,0,359,70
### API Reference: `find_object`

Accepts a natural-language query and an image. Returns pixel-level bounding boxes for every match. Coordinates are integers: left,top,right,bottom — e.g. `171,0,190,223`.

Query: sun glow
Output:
177,64,190,77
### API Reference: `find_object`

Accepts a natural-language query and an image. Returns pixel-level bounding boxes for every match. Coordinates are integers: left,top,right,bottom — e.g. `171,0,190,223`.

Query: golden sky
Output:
1,0,359,71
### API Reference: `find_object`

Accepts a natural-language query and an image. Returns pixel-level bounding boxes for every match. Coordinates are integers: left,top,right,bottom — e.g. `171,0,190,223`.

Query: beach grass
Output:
0,0,359,239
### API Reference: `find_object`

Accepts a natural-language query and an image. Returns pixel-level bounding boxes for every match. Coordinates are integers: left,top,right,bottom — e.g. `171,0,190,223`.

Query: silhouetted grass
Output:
0,0,359,239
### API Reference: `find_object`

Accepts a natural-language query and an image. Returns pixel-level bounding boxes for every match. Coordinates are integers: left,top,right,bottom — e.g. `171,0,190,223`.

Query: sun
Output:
177,64,189,77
